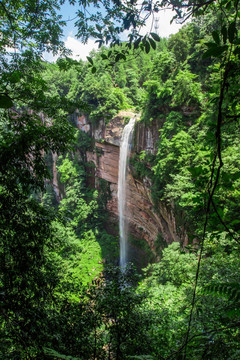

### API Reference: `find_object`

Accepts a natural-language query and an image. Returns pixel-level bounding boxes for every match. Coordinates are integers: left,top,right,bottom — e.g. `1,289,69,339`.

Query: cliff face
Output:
84,111,187,255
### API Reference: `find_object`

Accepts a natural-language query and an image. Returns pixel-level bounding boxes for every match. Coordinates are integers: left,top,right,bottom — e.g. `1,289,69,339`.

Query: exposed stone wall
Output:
86,111,187,254
50,110,187,253
52,152,62,202
126,175,180,252
87,142,119,185
134,118,163,154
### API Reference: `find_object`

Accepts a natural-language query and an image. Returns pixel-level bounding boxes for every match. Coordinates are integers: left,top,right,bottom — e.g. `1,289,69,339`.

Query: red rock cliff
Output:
86,111,187,255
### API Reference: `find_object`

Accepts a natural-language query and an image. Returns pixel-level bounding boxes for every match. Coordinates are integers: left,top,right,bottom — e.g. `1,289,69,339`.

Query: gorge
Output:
2,1,240,357
74,111,187,263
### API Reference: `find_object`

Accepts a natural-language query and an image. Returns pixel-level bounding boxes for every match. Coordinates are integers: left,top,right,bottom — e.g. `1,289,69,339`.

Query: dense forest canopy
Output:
0,0,240,359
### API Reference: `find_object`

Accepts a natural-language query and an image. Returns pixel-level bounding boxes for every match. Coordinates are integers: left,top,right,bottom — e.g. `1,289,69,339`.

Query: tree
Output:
1,0,240,358
0,110,75,357
139,242,240,359
0,1,75,356
0,0,69,109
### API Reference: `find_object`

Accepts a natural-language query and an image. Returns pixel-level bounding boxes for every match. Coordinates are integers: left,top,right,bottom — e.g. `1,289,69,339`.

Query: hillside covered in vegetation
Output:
0,0,240,359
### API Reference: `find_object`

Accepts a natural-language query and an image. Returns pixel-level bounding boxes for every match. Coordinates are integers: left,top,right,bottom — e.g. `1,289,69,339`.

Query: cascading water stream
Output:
118,118,135,268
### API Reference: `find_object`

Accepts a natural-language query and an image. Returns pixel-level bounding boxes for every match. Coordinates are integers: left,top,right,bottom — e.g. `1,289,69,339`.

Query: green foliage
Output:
143,242,196,287
89,265,153,360
128,234,155,267
138,241,240,359
44,348,82,360
130,151,155,181
128,356,154,360
152,49,176,82
151,106,240,237
0,112,75,357
0,94,13,109
74,65,131,123
168,28,190,63
53,154,105,292
1,0,240,358
204,282,240,303
171,69,203,107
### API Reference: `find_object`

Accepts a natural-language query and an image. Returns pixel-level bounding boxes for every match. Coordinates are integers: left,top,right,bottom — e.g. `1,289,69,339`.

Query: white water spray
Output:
118,118,135,268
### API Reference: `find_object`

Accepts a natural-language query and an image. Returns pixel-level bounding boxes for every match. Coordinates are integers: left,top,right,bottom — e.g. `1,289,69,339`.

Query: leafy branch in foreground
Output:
178,1,240,357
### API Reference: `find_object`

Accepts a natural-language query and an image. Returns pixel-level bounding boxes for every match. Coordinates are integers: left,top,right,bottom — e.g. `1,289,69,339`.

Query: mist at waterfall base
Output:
118,118,135,269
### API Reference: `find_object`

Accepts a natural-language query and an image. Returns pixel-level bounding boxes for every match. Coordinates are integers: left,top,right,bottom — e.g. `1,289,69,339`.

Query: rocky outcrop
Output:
52,152,62,202
86,111,186,255
126,175,180,251
87,142,119,185
134,118,164,154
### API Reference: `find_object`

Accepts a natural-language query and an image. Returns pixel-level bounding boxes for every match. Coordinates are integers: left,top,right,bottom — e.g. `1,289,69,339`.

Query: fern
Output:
44,347,82,360
203,282,240,317
204,282,240,302
127,356,155,360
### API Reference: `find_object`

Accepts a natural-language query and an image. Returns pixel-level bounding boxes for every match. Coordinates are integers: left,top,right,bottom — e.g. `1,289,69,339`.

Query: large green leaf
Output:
150,32,160,42
0,94,13,109
228,21,236,43
203,45,228,58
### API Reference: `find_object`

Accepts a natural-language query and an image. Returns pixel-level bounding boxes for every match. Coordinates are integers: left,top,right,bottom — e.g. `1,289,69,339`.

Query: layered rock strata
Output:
86,111,185,253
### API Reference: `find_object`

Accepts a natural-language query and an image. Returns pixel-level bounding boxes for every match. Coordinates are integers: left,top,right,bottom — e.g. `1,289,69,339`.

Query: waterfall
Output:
118,118,135,268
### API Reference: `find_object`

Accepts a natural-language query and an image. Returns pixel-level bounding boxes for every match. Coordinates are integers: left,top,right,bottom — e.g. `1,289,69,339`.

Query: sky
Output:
44,3,183,62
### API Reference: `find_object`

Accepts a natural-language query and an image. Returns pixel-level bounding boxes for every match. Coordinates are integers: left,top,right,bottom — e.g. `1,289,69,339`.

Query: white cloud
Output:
42,36,98,63
64,36,98,60
42,52,59,63
43,8,186,63
5,46,19,53
121,7,185,44
63,9,184,61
